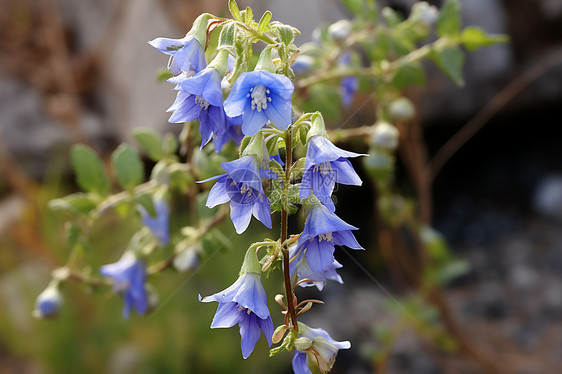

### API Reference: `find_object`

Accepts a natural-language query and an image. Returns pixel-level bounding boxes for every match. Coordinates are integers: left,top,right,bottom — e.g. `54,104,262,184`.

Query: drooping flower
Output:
200,250,274,359
213,114,244,153
149,34,207,76
295,203,362,273
224,70,294,136
338,53,358,107
167,68,226,147
300,135,365,212
138,197,170,246
289,245,343,291
148,13,211,76
203,155,272,234
292,322,351,374
100,252,148,318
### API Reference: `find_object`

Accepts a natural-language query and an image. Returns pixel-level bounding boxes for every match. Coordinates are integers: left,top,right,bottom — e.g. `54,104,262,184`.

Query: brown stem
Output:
281,128,298,331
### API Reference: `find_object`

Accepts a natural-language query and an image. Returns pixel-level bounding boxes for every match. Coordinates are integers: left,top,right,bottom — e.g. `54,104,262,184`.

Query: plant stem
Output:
281,128,298,332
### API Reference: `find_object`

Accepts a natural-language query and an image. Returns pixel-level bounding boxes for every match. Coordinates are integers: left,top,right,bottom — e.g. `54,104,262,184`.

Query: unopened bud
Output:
388,97,415,122
328,20,352,42
173,245,199,272
294,336,312,351
33,283,62,319
371,122,399,150
410,2,439,26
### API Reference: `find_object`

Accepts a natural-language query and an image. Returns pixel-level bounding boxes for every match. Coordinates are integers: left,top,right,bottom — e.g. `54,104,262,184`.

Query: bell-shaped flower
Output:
300,135,365,212
289,244,343,291
339,53,358,107
138,197,170,246
295,203,362,273
167,67,227,147
203,155,272,234
292,322,351,374
213,114,244,153
100,252,148,318
148,14,211,76
224,70,294,136
200,249,274,359
149,34,207,76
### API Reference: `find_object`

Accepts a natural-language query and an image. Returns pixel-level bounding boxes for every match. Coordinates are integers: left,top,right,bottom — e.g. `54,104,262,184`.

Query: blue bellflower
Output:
200,272,274,359
339,53,358,107
33,283,62,319
292,323,351,374
224,70,294,136
289,244,343,291
148,35,207,76
300,135,365,212
100,252,148,318
295,203,362,273
204,156,272,234
213,114,244,153
138,197,170,246
167,67,227,147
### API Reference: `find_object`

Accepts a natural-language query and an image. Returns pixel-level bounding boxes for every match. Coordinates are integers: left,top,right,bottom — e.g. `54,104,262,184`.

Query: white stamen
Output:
313,162,333,176
250,84,270,112
318,233,332,242
195,95,210,110
240,183,252,195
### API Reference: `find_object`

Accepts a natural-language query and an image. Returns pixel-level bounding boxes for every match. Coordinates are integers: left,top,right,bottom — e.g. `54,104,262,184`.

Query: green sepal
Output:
240,245,262,274
218,22,237,48
188,13,213,47
306,112,328,142
255,45,276,73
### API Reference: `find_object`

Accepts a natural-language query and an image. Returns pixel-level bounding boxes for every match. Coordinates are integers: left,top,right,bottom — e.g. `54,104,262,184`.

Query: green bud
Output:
388,97,415,122
371,122,399,150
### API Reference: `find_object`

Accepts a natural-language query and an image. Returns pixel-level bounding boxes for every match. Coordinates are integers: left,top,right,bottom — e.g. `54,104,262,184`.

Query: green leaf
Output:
48,193,99,215
133,128,163,161
244,6,253,25
268,159,284,178
258,11,272,33
461,26,509,52
438,259,470,284
70,145,111,195
228,0,242,21
162,132,179,156
436,0,461,37
276,25,295,46
111,144,144,190
392,61,426,89
431,45,465,86
239,136,252,157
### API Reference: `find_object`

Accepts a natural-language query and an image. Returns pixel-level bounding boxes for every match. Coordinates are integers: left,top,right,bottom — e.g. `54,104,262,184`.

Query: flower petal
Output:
210,302,241,328
331,159,362,186
230,201,253,234
241,101,268,136
206,178,230,207
264,92,292,130
252,198,272,229
239,312,262,359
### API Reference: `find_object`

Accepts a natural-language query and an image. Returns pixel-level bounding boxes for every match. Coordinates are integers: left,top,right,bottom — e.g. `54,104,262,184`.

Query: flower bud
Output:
328,20,352,42
410,2,439,26
173,245,199,272
33,283,62,319
294,336,312,351
388,97,415,122
371,122,399,151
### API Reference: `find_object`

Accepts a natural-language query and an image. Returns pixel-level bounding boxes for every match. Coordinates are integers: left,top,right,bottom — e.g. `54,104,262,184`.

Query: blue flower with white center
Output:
224,70,294,136
339,53,358,107
167,67,227,147
149,34,207,76
100,252,148,318
203,156,272,234
295,203,362,273
200,250,274,359
300,135,365,212
289,245,343,291
292,322,351,374
138,197,170,246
